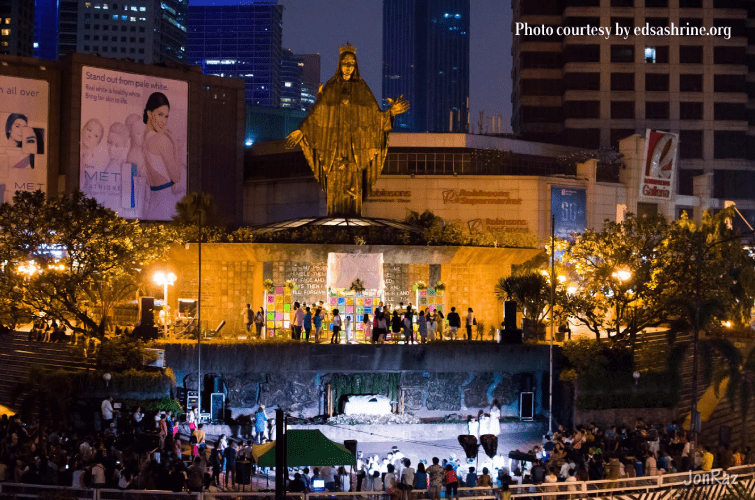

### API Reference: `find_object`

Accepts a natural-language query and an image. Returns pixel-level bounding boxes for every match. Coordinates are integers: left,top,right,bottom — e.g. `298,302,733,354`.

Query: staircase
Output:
0,331,90,411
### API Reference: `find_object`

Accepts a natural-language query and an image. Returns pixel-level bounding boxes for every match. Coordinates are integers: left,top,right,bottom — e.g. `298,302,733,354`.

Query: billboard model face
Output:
80,66,188,220
0,75,49,204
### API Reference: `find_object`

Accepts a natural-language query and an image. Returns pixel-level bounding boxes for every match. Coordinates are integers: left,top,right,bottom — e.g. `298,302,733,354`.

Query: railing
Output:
2,465,755,500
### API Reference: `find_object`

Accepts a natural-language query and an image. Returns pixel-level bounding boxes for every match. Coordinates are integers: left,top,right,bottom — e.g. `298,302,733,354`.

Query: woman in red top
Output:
444,465,458,500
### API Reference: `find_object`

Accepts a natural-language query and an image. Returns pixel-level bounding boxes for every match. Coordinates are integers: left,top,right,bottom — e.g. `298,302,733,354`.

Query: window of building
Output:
102,46,108,52
565,100,600,118
679,0,702,7
139,26,145,32
714,131,747,159
93,35,99,40
636,203,658,217
678,131,703,159
563,44,600,63
645,73,669,91
680,74,703,92
130,36,135,42
564,17,600,28
714,102,746,120
645,101,669,119
611,73,635,91
521,79,562,96
138,48,144,54
611,45,634,63
129,47,135,53
565,128,601,149
645,46,668,63
611,0,633,6
680,101,703,119
85,13,91,18
611,101,635,118
521,106,563,123
0,29,10,36
714,170,755,199
713,0,744,8
139,37,144,42
84,45,90,50
84,34,90,40
645,0,667,6
564,73,600,91
611,17,634,30
679,45,703,64
94,24,100,29
93,45,99,51
84,24,91,29
645,17,668,29
714,46,745,64
679,18,702,28
121,36,126,41
94,13,100,19
714,74,745,92
120,47,125,52
677,169,704,195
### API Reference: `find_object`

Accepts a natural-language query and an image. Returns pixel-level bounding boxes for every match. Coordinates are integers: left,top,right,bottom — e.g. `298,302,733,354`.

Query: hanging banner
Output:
551,187,587,240
640,129,678,200
327,253,384,290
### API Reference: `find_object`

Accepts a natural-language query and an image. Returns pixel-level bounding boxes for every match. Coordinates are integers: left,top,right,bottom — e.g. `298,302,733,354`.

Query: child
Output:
444,464,458,500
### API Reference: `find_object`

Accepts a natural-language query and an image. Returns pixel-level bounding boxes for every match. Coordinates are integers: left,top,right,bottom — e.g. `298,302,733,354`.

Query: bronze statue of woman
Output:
286,44,409,216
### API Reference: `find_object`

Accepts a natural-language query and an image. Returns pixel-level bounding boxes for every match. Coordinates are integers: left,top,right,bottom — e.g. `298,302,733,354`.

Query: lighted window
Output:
121,15,127,20
1,29,10,36
645,47,656,63
102,3,108,8
1,41,8,47
130,16,136,21
131,6,137,10
112,14,118,19
284,82,292,87
139,6,146,10
4,18,10,24
94,4,100,8
85,2,91,6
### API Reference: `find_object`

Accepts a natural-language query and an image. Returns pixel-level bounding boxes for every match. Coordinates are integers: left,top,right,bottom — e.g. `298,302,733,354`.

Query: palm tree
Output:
494,273,550,339
173,192,216,227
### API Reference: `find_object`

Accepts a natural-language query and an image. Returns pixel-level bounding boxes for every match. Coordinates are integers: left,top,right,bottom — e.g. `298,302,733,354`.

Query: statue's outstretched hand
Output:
387,95,410,116
286,130,304,149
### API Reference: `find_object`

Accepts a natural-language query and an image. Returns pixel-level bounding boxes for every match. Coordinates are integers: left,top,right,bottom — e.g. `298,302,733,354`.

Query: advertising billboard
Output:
80,66,188,220
0,75,49,204
551,186,587,240
640,129,678,201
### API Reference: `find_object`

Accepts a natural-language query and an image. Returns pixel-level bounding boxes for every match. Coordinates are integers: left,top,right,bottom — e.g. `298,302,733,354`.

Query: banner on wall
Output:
0,75,49,204
550,187,587,240
640,129,678,201
80,66,188,220
327,253,384,290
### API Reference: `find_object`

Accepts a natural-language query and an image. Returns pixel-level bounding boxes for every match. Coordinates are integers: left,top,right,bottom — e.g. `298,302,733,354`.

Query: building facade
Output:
187,1,282,107
280,48,302,110
382,0,470,132
0,0,35,56
34,0,58,60
511,0,755,218
56,0,187,63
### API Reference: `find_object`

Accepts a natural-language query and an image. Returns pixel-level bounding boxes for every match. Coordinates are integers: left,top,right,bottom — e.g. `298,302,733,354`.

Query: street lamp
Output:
154,271,177,338
611,269,631,338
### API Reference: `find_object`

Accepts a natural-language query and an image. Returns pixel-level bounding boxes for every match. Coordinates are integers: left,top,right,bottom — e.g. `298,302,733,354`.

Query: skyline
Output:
189,0,512,132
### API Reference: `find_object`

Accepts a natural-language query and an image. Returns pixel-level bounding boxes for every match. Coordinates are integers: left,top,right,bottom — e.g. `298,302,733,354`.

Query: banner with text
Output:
80,66,188,220
0,75,49,204
551,187,587,240
640,129,678,201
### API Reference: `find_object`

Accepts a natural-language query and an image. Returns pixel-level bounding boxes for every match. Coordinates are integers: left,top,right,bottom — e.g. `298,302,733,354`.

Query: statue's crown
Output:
339,43,357,54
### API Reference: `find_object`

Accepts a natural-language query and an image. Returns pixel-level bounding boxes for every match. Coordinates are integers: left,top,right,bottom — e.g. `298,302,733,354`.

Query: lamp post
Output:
549,215,555,436
154,271,177,338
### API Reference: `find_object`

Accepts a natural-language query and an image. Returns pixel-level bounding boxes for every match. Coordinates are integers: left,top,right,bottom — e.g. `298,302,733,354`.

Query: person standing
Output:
101,395,115,429
254,307,265,339
446,308,461,340
344,315,352,343
443,464,459,500
400,459,415,500
489,400,501,436
331,309,343,344
242,304,254,332
363,313,373,344
436,310,445,340
418,310,428,344
465,308,475,340
225,441,238,490
292,302,304,340
303,307,313,342
426,457,444,500
254,405,268,444
313,308,323,343
391,311,402,343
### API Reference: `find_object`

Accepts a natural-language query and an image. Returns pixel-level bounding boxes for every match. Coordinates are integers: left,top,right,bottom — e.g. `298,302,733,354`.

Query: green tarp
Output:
255,429,356,467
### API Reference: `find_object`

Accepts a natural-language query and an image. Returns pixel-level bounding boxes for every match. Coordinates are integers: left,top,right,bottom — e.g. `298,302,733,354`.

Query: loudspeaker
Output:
480,434,498,458
212,377,224,394
719,425,732,448
140,297,155,325
520,392,534,421
210,393,225,422
504,301,517,330
344,439,358,455
458,435,479,459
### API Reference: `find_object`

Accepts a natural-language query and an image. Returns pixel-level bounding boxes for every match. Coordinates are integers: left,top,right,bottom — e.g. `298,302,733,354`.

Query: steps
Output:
0,331,90,411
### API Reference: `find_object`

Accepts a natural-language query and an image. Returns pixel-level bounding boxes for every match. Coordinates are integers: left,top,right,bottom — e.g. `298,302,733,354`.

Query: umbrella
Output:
254,429,356,467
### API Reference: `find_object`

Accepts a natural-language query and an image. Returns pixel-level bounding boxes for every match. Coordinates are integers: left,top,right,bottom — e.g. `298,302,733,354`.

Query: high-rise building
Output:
280,48,303,109
300,53,320,112
511,0,755,211
187,1,283,107
56,0,187,63
0,0,35,56
34,0,58,60
382,0,470,132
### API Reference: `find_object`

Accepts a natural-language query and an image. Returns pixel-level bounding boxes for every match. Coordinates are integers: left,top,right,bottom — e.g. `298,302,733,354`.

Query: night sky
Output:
189,0,512,132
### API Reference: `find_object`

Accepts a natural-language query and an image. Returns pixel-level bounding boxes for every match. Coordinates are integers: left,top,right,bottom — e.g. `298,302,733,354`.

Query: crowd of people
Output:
512,417,753,488
243,302,483,344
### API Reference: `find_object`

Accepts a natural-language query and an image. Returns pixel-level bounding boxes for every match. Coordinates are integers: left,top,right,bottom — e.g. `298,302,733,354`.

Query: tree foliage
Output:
494,273,550,329
0,191,175,336
559,209,755,343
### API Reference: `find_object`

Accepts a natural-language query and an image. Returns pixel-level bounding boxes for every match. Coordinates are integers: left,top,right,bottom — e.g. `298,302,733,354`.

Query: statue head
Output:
336,44,361,82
